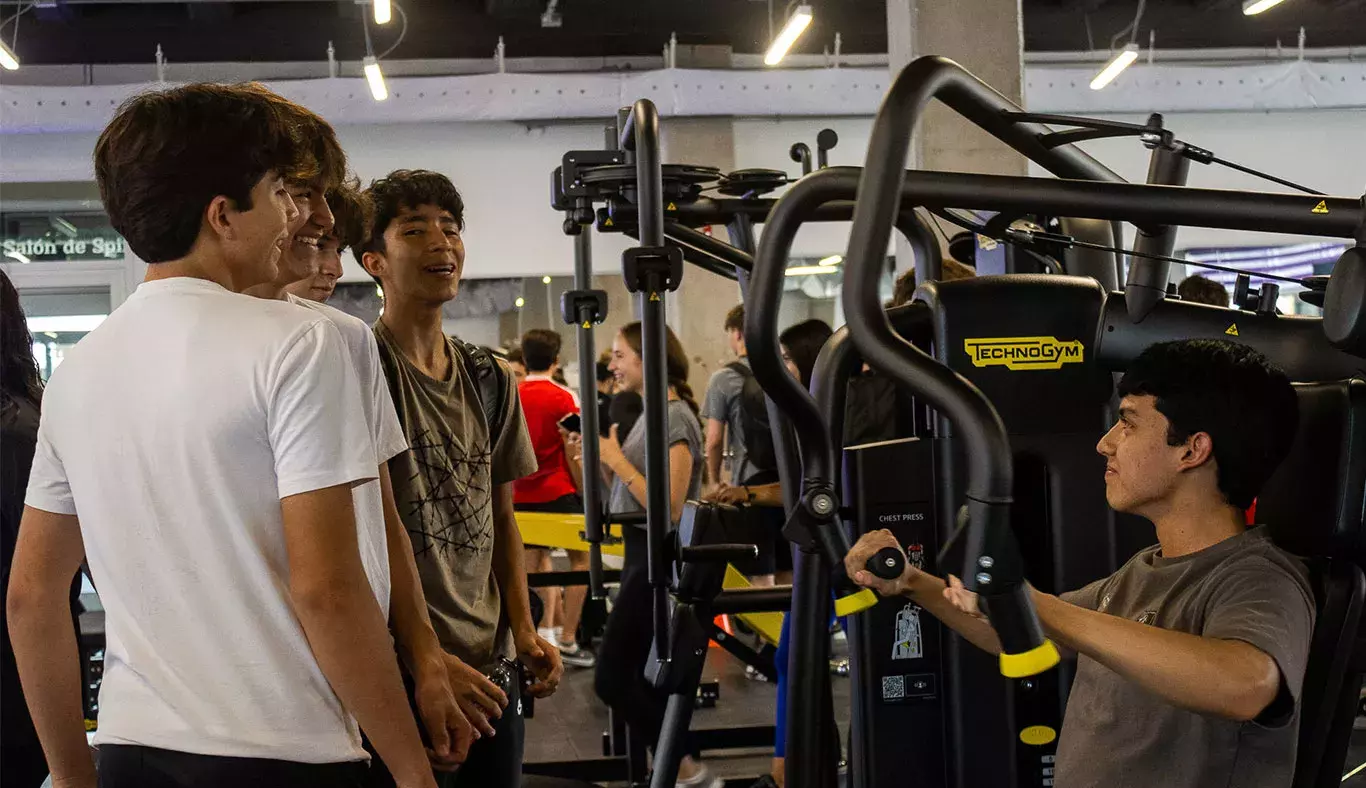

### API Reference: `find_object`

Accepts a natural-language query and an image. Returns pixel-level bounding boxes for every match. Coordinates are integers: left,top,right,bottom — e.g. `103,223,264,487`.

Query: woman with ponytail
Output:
570,321,714,787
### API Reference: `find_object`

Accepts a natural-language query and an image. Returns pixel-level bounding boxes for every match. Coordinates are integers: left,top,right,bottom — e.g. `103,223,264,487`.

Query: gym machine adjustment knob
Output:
866,547,906,581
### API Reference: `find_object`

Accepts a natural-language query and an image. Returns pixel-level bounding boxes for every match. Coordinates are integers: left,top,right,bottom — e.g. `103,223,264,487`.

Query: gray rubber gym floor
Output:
524,639,852,786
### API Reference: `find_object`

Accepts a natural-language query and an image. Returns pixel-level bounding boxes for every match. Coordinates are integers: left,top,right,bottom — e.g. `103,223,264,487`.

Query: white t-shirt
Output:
25,277,380,763
289,293,407,615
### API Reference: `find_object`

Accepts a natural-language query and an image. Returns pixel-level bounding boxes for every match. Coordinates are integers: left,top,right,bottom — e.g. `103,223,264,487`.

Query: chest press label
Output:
964,336,1084,371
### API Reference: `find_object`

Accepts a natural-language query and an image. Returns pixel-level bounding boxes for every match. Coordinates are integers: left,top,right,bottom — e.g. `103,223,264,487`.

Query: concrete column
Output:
659,116,743,400
887,0,1026,272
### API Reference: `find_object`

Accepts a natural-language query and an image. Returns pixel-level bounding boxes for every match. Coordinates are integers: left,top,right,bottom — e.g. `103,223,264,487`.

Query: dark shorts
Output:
518,494,584,515
97,744,367,788
361,667,525,788
520,495,585,550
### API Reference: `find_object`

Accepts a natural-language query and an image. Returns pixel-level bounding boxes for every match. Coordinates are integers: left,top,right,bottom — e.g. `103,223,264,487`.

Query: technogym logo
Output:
964,336,1084,371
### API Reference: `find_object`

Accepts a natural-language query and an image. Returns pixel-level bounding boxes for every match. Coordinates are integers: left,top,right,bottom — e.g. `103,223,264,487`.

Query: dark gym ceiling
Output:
1,0,1364,67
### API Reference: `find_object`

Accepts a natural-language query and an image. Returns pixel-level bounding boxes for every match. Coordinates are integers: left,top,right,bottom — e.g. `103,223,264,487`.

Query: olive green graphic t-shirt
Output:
374,322,537,668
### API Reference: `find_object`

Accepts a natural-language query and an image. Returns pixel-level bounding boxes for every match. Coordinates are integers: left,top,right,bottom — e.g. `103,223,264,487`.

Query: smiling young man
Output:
357,169,562,788
243,124,472,773
847,339,1314,788
8,84,437,788
285,178,370,304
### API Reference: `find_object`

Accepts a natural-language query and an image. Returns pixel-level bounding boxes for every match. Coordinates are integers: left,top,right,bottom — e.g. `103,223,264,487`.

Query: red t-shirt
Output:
514,377,580,505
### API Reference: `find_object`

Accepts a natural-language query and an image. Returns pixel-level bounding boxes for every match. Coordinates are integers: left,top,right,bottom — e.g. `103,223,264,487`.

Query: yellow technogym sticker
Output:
1312,200,1330,214
964,337,1084,371
1019,725,1057,746
1225,323,1240,336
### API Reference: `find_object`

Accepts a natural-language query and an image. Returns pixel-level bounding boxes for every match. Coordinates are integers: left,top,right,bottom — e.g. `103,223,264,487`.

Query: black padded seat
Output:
1256,379,1366,788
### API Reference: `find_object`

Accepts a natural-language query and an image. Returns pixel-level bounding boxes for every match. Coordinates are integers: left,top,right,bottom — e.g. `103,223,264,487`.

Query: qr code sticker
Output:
882,675,905,701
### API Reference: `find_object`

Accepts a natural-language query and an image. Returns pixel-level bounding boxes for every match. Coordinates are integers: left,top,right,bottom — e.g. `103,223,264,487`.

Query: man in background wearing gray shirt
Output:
702,303,752,491
847,339,1314,788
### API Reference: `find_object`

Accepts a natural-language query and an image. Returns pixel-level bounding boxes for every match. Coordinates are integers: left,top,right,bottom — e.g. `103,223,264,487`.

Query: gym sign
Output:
964,336,1084,371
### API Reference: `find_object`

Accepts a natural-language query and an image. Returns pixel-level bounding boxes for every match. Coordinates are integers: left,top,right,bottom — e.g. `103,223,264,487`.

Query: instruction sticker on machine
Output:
963,336,1084,371
892,603,924,660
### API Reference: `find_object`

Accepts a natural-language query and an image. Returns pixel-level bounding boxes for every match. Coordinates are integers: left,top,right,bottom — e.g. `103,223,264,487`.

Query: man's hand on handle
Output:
517,630,564,699
844,528,920,597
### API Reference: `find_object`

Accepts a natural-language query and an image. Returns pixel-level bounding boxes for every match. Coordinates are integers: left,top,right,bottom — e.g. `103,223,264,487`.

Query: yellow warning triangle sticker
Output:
1312,200,1329,214
666,202,677,211
582,320,593,329
1225,323,1240,337
650,292,662,302
604,216,614,227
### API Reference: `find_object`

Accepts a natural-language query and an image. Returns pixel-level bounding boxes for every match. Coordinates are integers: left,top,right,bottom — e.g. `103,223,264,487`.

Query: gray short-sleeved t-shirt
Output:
1055,525,1315,788
374,323,538,668
701,359,751,485
609,398,704,516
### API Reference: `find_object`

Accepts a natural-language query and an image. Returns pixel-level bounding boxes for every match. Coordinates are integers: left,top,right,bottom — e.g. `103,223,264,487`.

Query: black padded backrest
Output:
1257,379,1366,562
1254,380,1366,788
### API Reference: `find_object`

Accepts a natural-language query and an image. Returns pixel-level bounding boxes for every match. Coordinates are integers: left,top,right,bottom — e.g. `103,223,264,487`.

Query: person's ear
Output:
361,250,387,281
204,195,235,241
1178,431,1215,472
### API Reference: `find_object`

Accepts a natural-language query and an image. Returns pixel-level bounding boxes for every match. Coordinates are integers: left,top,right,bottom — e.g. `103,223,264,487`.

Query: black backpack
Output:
376,336,508,447
454,340,509,446
726,361,778,484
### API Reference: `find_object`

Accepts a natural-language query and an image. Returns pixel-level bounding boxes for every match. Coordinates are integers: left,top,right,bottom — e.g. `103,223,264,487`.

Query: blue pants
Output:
773,606,841,758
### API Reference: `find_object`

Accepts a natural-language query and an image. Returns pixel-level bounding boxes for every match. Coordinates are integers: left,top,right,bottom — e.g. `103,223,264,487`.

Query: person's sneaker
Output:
558,640,597,669
676,765,723,788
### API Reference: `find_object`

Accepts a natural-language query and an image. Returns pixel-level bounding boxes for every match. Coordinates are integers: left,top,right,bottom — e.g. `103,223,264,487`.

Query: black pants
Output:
97,745,367,788
518,494,583,515
362,675,524,788
594,526,691,753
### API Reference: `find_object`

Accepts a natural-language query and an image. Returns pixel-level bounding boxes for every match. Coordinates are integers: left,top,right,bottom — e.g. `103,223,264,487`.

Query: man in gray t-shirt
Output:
845,339,1313,788
701,304,751,488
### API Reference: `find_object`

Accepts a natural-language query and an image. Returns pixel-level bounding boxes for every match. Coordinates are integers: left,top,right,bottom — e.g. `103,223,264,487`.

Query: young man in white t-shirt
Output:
245,142,473,771
6,84,438,788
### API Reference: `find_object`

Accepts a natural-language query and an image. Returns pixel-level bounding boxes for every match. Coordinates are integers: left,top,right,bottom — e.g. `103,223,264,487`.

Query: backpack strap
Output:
452,340,509,447
725,360,753,378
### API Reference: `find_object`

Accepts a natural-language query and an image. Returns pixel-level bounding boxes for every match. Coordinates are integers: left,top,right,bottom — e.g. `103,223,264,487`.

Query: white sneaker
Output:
676,765,723,788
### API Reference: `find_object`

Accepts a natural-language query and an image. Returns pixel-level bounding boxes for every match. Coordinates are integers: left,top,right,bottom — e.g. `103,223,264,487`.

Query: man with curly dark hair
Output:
358,169,562,788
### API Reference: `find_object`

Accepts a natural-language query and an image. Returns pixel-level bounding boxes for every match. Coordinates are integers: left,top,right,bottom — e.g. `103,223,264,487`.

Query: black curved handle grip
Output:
866,547,906,580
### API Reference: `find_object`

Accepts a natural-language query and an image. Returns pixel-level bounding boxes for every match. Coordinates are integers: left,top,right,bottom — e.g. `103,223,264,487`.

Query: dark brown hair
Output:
521,328,563,373
0,269,41,404
326,177,373,252
723,303,744,333
889,257,977,308
619,321,700,422
780,319,833,389
1177,275,1230,308
94,82,328,263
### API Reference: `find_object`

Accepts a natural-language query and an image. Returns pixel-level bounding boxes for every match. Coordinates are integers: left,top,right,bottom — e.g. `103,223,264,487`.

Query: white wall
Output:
4,108,1362,284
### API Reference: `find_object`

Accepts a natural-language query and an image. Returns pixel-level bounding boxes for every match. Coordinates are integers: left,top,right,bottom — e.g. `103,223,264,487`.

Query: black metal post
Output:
619,100,675,670
649,694,696,788
572,225,607,599
843,56,1051,670
1126,145,1192,321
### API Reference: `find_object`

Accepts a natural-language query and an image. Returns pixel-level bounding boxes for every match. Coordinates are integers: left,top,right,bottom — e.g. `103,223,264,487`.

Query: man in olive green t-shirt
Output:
847,339,1314,788
359,169,563,788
